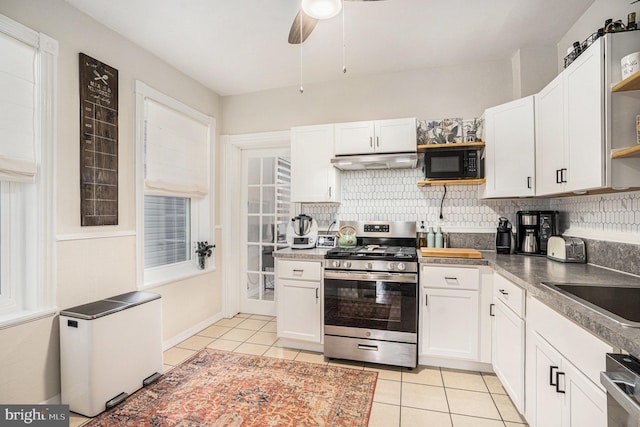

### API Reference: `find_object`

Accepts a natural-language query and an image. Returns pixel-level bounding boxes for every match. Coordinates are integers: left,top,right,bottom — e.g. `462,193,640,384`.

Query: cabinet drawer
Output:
421,266,479,290
493,273,525,317
277,260,322,281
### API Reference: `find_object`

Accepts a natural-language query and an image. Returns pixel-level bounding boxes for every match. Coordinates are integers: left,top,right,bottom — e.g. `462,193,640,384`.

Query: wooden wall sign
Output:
79,53,118,226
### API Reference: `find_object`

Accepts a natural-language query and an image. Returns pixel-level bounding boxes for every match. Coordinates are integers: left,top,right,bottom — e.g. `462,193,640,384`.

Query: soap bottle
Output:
427,227,435,248
435,227,444,248
417,221,428,248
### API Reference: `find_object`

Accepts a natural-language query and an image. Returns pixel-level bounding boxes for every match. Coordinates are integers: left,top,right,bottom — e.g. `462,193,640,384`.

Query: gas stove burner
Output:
326,245,417,261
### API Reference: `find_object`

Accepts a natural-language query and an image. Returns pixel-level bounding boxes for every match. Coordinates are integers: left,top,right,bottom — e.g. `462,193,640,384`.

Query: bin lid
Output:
105,291,161,307
60,300,128,320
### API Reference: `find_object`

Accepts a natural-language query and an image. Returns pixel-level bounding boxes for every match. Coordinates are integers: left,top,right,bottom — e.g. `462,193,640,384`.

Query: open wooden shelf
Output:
612,71,640,92
417,141,485,151
417,178,486,186
611,145,640,158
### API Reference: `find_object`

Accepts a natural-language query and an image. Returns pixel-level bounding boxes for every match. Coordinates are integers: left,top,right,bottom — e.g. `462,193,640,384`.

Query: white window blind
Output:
144,99,209,198
0,31,36,182
144,195,191,269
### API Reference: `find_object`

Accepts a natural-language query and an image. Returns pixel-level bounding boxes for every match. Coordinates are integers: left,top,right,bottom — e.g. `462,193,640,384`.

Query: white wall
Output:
221,60,513,134
0,0,223,404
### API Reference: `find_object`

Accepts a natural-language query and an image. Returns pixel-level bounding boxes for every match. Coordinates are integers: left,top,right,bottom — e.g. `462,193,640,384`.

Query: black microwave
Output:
423,148,483,180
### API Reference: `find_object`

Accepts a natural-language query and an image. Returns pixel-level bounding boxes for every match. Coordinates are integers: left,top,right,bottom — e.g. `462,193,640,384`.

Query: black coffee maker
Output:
496,217,512,254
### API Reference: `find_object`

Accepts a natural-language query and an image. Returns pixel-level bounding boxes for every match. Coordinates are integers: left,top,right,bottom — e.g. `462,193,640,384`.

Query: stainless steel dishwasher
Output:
600,353,640,427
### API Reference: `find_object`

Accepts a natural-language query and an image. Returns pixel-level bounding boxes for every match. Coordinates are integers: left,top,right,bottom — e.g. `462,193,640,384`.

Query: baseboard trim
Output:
40,394,61,404
419,355,494,372
163,312,224,351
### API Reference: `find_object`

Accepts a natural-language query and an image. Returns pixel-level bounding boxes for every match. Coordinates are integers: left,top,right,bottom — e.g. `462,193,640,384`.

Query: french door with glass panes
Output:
241,149,291,315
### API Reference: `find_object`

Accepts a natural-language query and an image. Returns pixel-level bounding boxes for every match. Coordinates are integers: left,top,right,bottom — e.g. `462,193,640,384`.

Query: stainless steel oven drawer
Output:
324,335,417,368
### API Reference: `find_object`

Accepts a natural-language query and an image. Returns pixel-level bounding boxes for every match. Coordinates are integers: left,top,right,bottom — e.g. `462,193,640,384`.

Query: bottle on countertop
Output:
435,227,444,248
427,227,435,248
417,221,428,248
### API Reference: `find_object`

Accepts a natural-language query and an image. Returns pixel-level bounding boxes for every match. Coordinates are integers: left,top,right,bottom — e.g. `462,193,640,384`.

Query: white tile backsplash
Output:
302,169,640,242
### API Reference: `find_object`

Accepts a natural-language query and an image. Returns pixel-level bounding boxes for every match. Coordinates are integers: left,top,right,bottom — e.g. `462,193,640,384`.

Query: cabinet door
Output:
276,278,321,342
291,125,340,202
535,73,566,196
484,96,536,197
420,287,479,360
374,118,417,154
526,329,564,427
564,39,605,192
562,358,607,427
492,300,525,413
334,121,375,155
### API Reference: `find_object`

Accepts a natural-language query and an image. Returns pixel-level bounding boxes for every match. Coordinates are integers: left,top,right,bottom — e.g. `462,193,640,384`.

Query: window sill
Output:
0,307,58,330
141,263,217,290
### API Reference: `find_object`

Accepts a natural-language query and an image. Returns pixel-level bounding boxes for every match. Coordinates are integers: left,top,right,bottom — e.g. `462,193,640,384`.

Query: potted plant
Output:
195,241,215,270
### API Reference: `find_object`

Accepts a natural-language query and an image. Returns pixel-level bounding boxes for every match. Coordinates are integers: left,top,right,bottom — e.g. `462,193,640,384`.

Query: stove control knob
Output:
332,260,341,268
344,261,352,268
397,263,406,271
387,262,395,270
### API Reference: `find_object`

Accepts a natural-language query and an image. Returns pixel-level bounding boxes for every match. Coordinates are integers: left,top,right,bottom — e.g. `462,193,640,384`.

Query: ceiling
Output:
64,0,595,96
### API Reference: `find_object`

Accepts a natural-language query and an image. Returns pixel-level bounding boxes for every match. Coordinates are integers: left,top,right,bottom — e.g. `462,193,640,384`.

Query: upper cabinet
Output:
290,124,341,203
484,96,535,198
334,118,417,155
535,31,640,196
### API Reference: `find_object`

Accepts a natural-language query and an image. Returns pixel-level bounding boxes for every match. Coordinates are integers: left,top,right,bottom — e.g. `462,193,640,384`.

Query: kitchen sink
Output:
543,283,640,328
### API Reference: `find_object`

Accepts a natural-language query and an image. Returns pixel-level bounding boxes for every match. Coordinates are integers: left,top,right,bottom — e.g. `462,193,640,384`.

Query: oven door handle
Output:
324,270,417,283
601,371,640,419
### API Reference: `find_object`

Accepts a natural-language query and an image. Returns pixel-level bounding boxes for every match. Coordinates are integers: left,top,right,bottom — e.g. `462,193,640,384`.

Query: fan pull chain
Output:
300,7,304,94
342,0,347,74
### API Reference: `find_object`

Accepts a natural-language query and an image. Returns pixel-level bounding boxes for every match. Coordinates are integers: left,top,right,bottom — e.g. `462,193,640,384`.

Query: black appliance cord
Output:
439,185,447,220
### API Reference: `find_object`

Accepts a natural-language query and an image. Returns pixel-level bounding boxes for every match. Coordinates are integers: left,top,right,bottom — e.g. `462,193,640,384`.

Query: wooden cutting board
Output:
420,248,483,259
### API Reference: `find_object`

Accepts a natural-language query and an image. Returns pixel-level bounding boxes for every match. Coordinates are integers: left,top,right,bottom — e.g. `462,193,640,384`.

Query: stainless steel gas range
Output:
323,221,418,368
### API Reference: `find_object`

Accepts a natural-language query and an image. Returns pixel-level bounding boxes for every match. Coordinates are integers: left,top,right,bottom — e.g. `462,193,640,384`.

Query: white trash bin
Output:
60,291,163,417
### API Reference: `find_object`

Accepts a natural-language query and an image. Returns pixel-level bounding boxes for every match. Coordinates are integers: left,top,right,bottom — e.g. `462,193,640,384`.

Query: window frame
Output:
135,81,216,289
0,15,57,328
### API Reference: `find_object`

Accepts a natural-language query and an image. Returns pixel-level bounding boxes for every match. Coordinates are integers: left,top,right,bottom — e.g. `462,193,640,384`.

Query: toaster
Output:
546,236,586,263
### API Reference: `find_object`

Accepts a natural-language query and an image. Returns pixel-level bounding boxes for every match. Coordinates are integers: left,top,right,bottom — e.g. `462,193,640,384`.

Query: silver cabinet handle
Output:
315,288,319,303
358,344,379,351
369,136,373,148
425,294,428,306
329,186,332,198
376,136,380,147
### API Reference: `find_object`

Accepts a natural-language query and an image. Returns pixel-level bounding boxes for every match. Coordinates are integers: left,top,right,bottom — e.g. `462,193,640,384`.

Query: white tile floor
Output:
71,313,529,427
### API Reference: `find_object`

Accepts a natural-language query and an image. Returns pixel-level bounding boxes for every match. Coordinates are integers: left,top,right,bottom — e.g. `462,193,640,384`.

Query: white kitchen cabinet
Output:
535,73,565,195
334,118,416,155
491,274,525,414
525,296,612,427
535,31,640,195
484,96,535,197
291,124,340,202
419,266,481,362
276,259,322,344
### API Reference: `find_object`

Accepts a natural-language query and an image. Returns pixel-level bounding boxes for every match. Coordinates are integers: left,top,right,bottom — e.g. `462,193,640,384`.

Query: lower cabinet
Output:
276,259,322,344
491,274,526,414
525,296,613,427
419,265,492,367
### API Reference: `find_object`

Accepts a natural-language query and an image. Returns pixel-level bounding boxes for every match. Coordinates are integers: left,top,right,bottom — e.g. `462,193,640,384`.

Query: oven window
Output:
431,155,460,173
325,279,417,333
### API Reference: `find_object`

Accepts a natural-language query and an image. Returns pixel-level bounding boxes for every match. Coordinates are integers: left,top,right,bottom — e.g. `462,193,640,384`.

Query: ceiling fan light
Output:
301,0,342,20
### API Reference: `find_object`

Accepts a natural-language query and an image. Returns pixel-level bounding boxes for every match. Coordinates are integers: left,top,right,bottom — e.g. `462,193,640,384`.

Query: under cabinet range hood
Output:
331,152,418,170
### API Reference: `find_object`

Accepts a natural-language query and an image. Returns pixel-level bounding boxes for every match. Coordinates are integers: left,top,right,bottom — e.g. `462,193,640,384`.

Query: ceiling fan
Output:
288,0,386,44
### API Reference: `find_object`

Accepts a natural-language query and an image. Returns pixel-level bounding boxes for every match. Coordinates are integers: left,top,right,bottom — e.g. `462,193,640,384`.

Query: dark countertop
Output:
279,247,640,357
485,252,640,358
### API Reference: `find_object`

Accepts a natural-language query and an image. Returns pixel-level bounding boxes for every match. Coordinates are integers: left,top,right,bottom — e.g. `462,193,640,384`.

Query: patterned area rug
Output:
84,349,377,426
